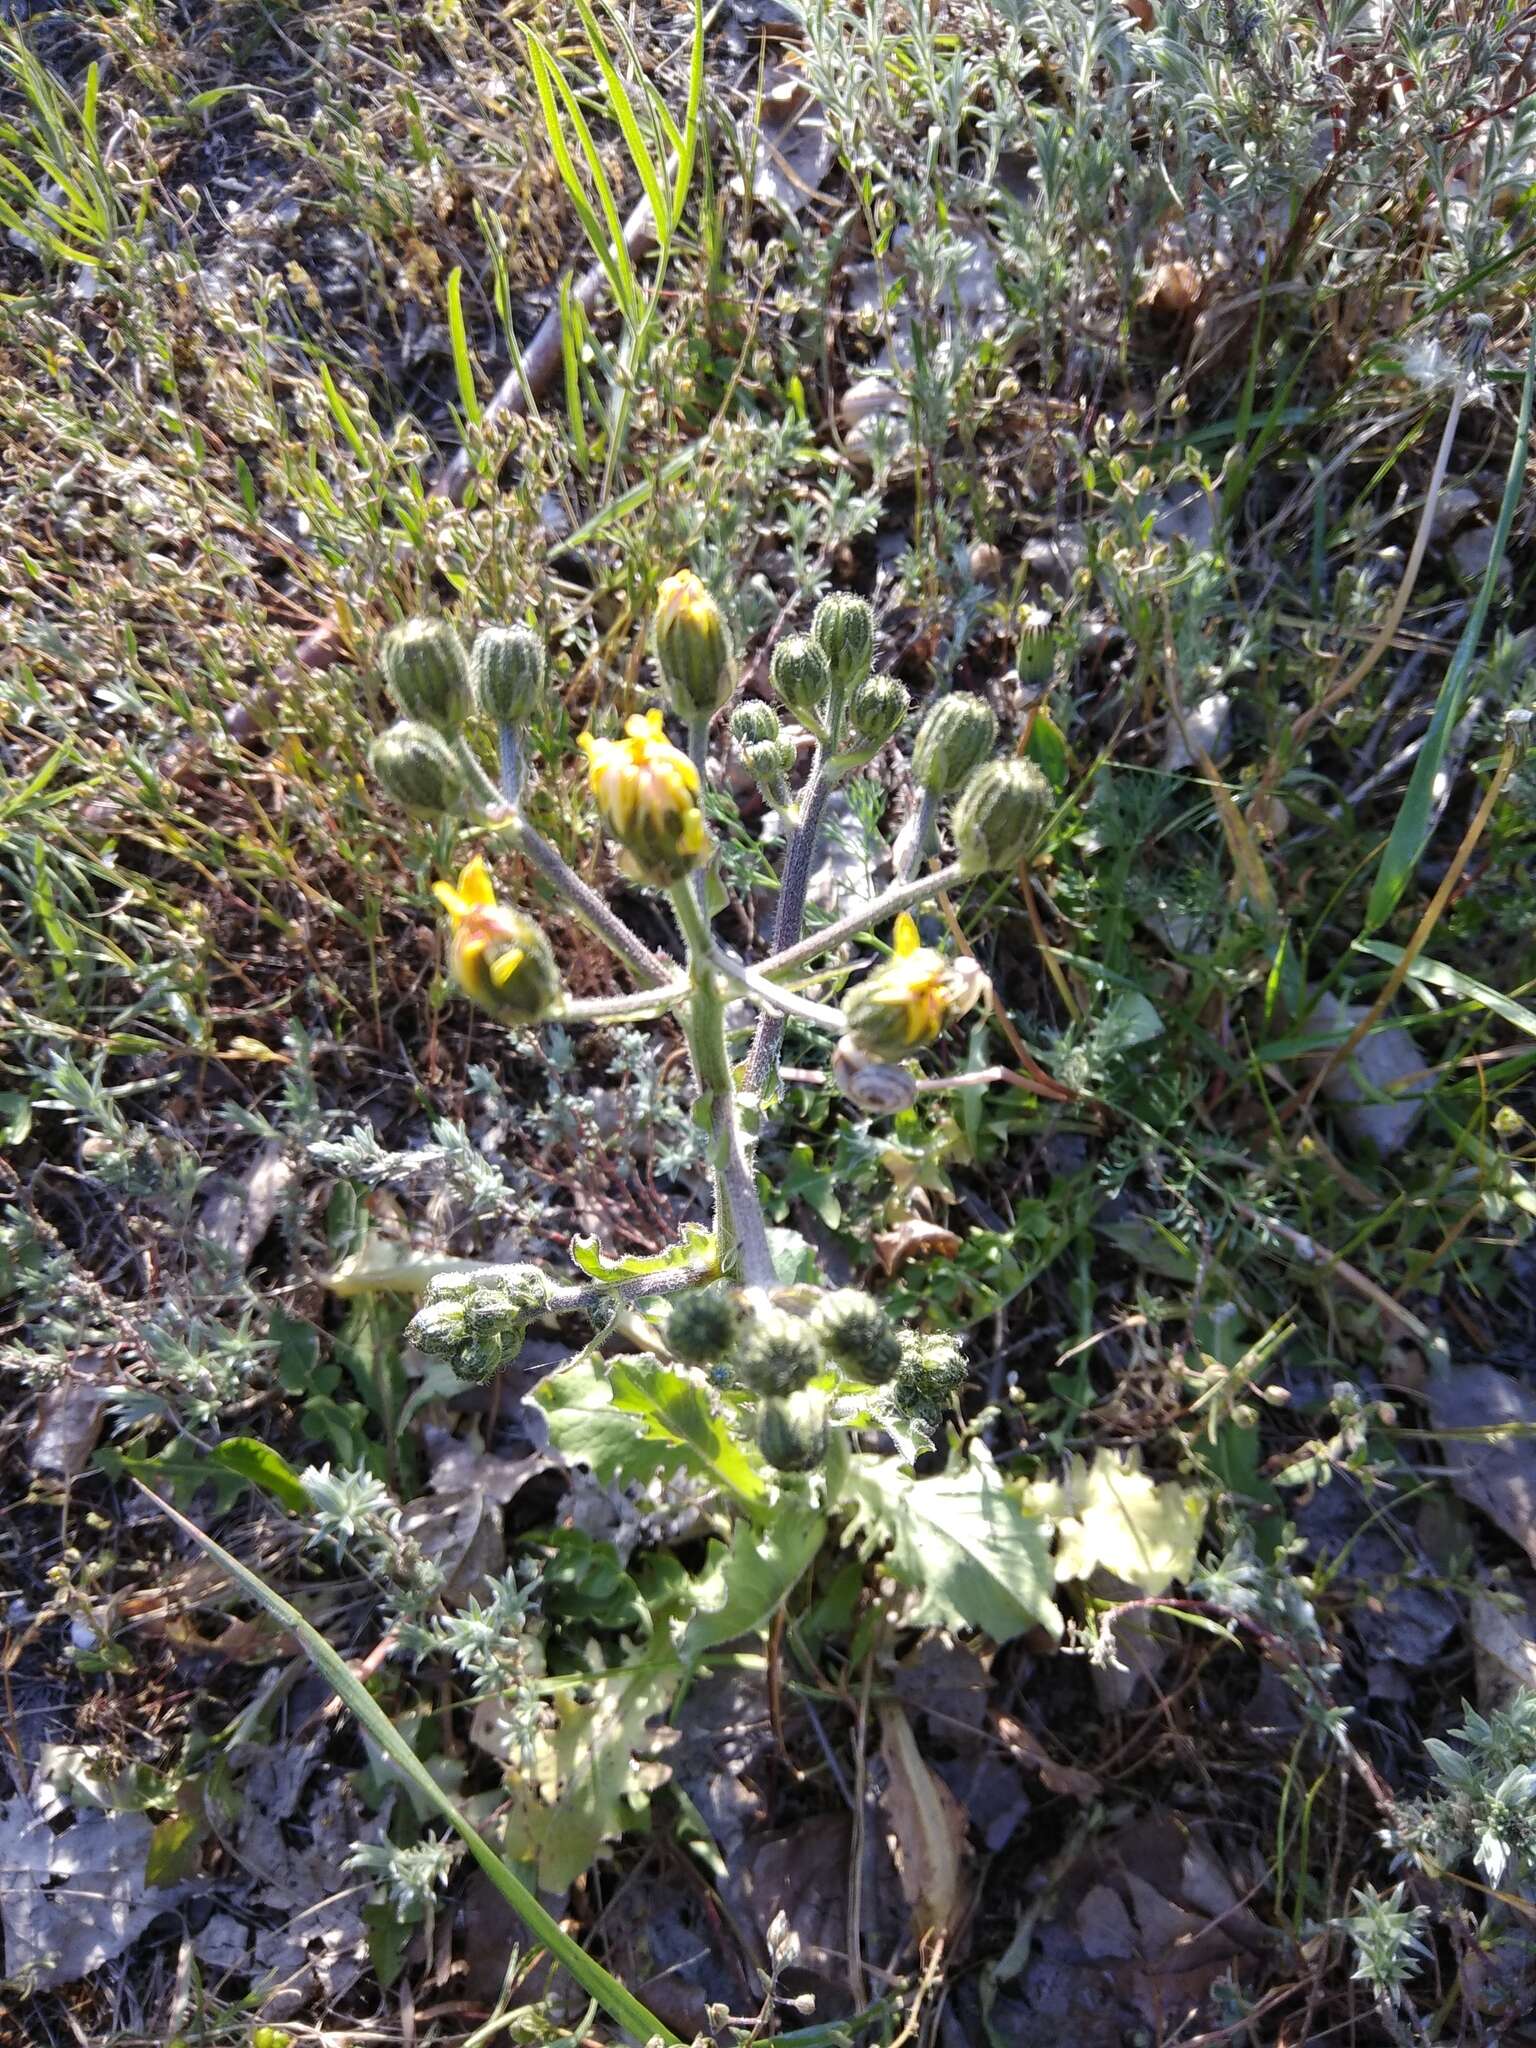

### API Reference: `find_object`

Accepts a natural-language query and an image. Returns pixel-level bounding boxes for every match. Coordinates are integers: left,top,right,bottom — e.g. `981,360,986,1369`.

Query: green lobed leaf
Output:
838,1443,1062,1643
570,1222,715,1284
679,1511,827,1666
538,1355,765,1508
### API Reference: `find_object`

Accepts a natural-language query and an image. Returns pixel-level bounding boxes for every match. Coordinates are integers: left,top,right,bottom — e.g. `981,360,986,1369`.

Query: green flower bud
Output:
472,624,546,727
370,720,465,816
952,757,1050,875
377,618,471,734
732,1304,823,1397
667,1287,741,1366
744,736,797,787
812,593,875,692
770,634,833,724
655,570,733,718
252,2033,293,2048
1016,604,1059,684
892,1330,968,1421
406,1266,548,1383
848,673,909,750
911,695,998,795
757,1388,830,1473
814,1289,902,1384
731,701,782,748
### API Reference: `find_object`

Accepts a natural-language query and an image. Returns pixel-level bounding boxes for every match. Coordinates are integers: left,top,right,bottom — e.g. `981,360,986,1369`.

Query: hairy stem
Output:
671,884,777,1289
743,758,833,1096
897,789,941,881
762,859,965,980
502,812,673,989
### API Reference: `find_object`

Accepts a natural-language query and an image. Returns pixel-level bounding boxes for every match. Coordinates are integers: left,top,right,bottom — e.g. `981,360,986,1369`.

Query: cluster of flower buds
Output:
370,617,550,821
664,1281,923,1472
406,1266,551,1383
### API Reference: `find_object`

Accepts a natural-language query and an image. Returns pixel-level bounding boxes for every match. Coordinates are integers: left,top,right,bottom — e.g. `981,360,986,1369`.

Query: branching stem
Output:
761,859,965,980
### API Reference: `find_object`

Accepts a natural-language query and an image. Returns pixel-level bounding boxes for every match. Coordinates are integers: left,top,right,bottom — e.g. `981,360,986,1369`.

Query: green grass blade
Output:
560,274,592,469
671,0,705,230
137,1484,681,2047
445,266,482,427
1364,328,1536,930
1354,938,1536,1041
572,0,668,242
524,29,638,324
318,362,373,469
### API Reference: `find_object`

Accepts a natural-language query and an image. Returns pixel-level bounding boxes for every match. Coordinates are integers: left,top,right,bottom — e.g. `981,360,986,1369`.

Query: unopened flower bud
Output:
577,709,710,886
732,1303,823,1397
757,1388,830,1473
952,757,1050,874
667,1287,741,1366
815,1289,902,1384
1016,605,1059,684
892,1330,968,1421
370,721,465,816
377,618,471,734
432,857,565,1022
848,674,909,750
770,634,833,724
407,1266,548,1383
472,623,546,727
731,701,782,748
843,913,988,1058
655,570,733,718
745,736,797,786
812,593,875,691
911,694,998,794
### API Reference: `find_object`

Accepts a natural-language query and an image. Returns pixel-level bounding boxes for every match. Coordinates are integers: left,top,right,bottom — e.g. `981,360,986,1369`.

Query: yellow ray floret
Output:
429,857,560,1022
576,709,709,883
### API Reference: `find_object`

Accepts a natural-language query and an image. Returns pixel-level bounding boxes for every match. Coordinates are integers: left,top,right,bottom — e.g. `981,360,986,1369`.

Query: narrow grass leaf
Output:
1354,939,1536,1042
136,1485,682,2047
445,266,482,427
1365,329,1536,929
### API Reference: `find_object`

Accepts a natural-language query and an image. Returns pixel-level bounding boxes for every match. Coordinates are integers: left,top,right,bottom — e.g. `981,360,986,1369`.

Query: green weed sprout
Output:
368,592,1047,1464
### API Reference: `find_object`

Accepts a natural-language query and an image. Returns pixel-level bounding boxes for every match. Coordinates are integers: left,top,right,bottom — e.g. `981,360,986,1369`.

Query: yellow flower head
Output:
431,857,563,1023
577,709,710,885
843,913,987,1058
654,572,732,718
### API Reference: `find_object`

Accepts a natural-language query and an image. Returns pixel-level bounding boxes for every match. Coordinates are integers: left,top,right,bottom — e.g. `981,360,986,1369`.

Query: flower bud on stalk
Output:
655,570,733,719
377,618,472,734
745,736,798,788
911,694,997,795
757,1387,830,1473
843,913,988,1058
812,593,875,693
732,1301,824,1396
731,701,783,748
432,856,564,1023
846,673,909,754
1016,604,1060,684
577,709,711,886
407,1266,549,1383
952,757,1050,874
370,720,466,816
472,624,546,727
893,1329,969,1421
667,1287,741,1366
815,1288,902,1384
770,634,834,729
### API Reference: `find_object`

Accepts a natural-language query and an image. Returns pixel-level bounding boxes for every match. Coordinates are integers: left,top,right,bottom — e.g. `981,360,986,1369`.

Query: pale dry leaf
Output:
29,1357,115,1479
1430,1362,1536,1567
1470,1576,1536,1710
879,1702,967,1941
994,1712,1102,1802
1022,1449,1206,1596
873,1219,963,1276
